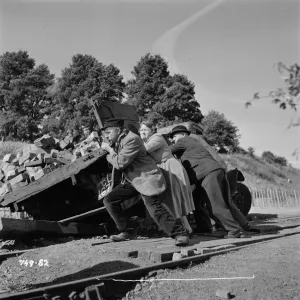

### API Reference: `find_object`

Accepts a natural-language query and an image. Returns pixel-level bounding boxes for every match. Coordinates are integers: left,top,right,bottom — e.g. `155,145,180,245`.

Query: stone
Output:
50,149,59,158
0,172,5,182
117,250,138,258
17,166,26,173
195,248,215,255
32,167,51,181
134,284,142,293
172,252,183,261
58,139,68,150
216,289,233,299
34,134,56,149
11,158,19,167
87,131,99,141
181,249,195,258
138,250,152,260
5,169,18,181
1,162,11,174
24,159,43,167
19,152,36,166
37,153,45,161
26,166,42,181
150,251,174,263
0,183,12,197
3,153,15,163
9,173,29,186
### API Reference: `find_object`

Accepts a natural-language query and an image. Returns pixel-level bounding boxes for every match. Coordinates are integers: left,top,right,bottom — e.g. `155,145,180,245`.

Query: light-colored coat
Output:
144,133,195,219
144,133,173,164
106,130,166,196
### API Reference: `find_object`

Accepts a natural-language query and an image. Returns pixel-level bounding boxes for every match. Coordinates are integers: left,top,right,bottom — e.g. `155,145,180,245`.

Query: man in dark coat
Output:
188,132,259,233
169,125,247,238
101,118,189,246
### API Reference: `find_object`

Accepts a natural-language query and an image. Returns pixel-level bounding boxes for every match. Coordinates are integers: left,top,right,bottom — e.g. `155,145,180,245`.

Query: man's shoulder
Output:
121,131,142,145
184,135,198,144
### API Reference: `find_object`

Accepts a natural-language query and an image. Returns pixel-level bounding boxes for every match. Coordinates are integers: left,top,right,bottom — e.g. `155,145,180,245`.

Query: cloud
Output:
152,0,226,74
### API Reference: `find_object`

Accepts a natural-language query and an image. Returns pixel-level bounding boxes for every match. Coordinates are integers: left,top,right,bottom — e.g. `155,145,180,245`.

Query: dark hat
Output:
169,125,191,138
101,118,124,131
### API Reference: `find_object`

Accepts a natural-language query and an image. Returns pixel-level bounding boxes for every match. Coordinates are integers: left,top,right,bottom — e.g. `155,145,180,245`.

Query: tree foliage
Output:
45,54,125,137
202,110,240,152
262,150,287,167
246,63,300,114
125,53,203,125
247,147,255,158
0,51,54,141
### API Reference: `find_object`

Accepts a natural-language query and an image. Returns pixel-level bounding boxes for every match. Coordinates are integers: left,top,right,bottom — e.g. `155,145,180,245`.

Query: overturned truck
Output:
0,100,252,228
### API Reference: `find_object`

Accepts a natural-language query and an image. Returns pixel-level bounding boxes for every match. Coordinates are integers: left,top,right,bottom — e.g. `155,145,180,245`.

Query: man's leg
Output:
142,194,189,245
202,169,242,235
223,175,260,233
103,182,139,233
222,175,249,227
192,183,213,233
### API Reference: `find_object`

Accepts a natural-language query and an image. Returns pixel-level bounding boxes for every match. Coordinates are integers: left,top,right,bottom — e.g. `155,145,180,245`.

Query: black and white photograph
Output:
0,0,299,299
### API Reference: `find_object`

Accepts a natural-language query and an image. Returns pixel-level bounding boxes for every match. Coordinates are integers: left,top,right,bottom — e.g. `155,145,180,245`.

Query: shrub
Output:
247,147,255,158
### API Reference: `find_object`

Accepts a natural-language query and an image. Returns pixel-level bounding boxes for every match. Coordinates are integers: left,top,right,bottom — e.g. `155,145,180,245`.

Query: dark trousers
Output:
103,181,186,238
194,169,241,233
192,185,213,233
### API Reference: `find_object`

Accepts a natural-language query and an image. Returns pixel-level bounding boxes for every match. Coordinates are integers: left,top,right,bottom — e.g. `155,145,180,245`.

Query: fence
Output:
0,207,30,219
250,187,300,208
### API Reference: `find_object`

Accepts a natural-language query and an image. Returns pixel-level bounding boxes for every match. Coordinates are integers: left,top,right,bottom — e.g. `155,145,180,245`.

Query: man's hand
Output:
101,142,114,154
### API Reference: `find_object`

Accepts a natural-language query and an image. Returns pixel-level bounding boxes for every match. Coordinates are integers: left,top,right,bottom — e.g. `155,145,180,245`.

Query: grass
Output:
0,141,28,160
222,153,300,191
0,141,39,160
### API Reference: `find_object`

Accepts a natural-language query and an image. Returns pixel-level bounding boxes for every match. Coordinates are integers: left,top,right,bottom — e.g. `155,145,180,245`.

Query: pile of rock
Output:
0,132,101,200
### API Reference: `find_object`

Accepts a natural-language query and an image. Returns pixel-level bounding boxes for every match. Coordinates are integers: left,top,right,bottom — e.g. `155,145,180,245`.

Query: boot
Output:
175,234,189,246
110,231,133,242
242,223,261,234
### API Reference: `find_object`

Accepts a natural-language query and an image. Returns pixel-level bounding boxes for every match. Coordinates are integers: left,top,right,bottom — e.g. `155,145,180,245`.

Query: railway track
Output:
1,230,300,300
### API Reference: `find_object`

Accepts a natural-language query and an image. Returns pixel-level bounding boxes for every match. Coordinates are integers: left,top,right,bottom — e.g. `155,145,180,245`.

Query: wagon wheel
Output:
232,183,252,216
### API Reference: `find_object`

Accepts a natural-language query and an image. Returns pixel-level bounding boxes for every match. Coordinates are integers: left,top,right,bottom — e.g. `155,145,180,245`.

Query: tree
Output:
47,54,125,137
125,53,203,125
247,147,255,157
262,151,288,167
246,63,300,115
262,151,277,163
0,51,54,141
202,110,240,152
275,156,288,167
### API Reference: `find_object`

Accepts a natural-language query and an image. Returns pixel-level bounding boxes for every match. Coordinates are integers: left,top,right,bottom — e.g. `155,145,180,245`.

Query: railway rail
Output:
1,229,300,300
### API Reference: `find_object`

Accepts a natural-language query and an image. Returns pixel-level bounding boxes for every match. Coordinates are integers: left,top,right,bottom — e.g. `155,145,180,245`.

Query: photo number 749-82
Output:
19,259,49,267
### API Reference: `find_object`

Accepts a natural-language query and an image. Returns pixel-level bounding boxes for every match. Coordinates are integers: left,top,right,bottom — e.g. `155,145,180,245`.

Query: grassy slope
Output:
0,141,299,191
222,153,300,191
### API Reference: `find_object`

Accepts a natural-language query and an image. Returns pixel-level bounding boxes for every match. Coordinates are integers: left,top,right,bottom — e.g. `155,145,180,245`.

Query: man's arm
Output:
107,137,141,170
144,135,164,153
190,134,227,169
170,140,186,154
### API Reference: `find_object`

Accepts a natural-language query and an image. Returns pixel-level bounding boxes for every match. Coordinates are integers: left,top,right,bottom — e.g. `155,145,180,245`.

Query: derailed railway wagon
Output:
0,100,252,228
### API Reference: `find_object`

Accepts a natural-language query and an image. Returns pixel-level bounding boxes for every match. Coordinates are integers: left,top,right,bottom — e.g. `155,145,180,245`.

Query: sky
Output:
0,0,300,166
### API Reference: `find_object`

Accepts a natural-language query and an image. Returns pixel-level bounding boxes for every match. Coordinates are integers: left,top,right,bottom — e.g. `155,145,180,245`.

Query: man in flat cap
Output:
169,125,255,238
100,118,189,246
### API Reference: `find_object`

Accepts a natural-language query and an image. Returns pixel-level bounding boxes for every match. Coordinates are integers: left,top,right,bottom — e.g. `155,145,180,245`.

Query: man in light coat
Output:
101,118,189,245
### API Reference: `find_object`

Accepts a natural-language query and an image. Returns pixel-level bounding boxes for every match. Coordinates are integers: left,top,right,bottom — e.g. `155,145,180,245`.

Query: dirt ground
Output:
0,237,154,294
1,209,300,297
128,234,300,300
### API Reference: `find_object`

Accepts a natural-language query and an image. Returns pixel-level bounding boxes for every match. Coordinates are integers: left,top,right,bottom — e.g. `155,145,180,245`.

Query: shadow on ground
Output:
248,213,278,221
27,260,140,296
